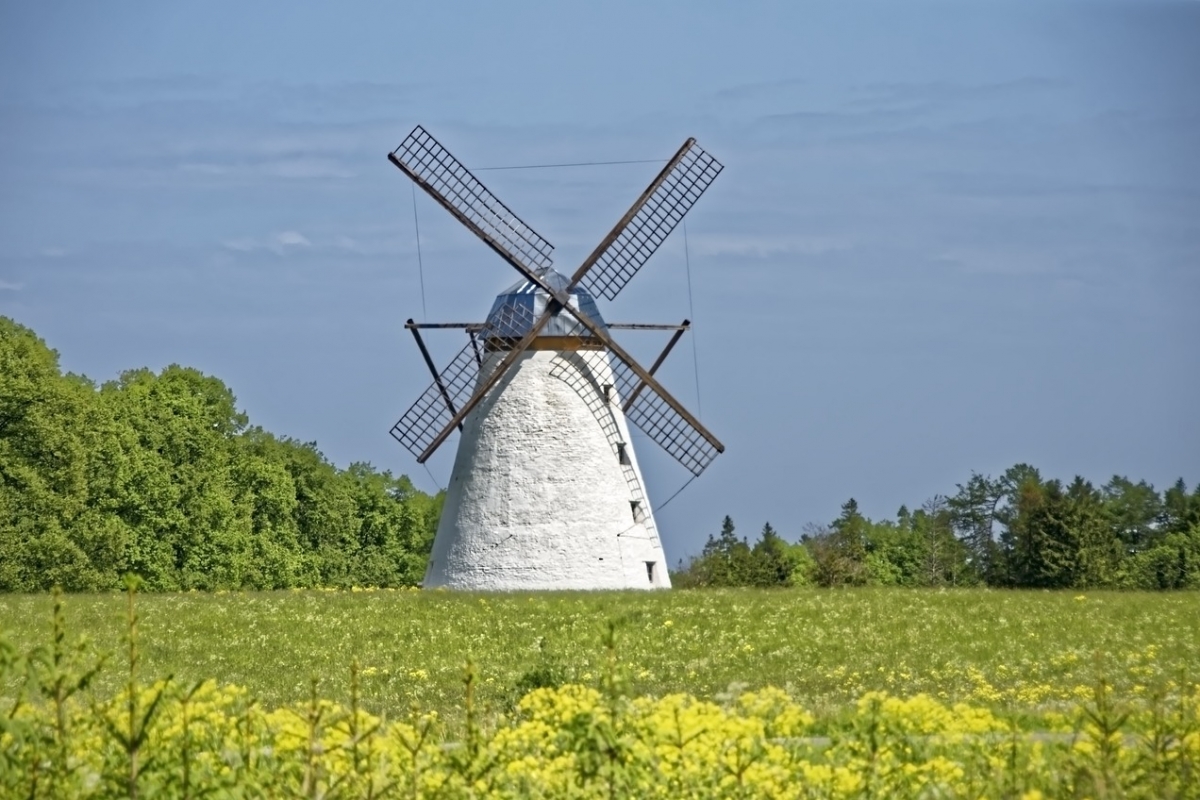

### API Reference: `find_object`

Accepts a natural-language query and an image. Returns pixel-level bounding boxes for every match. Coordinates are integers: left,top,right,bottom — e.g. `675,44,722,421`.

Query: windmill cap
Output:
484,268,607,339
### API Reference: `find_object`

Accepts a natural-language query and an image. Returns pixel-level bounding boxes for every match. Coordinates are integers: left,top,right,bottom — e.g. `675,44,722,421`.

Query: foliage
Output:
2,594,1199,798
6,314,1199,594
0,317,440,592
676,466,1200,590
675,518,814,588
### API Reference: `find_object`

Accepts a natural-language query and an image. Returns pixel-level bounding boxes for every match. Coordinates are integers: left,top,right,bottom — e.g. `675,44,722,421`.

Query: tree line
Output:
674,465,1200,590
6,315,1197,594
0,317,440,592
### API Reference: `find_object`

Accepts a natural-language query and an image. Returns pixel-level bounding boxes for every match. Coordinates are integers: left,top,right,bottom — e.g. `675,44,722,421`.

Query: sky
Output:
1,1,1197,562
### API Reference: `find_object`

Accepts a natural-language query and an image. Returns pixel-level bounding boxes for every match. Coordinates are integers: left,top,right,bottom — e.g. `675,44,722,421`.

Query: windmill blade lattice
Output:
390,300,538,458
620,366,720,476
391,126,554,272
389,339,479,459
386,125,724,473
553,347,721,477
580,141,723,301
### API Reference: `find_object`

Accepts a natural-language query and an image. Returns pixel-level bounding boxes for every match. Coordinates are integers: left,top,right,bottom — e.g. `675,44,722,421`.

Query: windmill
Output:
387,126,724,590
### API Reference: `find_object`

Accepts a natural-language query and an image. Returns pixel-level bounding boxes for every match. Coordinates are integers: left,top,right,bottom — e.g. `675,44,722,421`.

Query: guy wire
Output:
410,183,438,492
683,221,703,420
474,158,666,171
614,474,699,538
411,182,428,322
656,474,699,514
421,461,445,494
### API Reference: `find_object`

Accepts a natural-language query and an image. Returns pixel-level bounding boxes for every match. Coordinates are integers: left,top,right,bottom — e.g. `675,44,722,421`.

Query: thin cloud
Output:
845,77,1061,110
178,163,230,176
275,231,311,248
0,280,23,291
177,158,356,181
262,158,356,180
710,78,808,103
937,247,1068,277
222,230,313,255
689,233,851,259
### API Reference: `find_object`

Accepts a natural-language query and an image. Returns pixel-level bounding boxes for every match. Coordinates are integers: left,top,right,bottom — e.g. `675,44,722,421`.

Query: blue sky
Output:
2,1,1197,560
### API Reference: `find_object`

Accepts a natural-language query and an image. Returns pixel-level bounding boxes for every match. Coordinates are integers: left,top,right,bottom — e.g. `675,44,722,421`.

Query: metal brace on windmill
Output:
387,126,724,591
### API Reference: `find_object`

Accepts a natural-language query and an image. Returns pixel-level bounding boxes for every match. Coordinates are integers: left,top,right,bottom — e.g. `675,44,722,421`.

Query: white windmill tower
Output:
386,126,724,590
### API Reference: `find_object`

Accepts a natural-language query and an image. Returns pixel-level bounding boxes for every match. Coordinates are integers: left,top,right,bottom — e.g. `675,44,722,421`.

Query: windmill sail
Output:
390,339,481,459
617,359,721,476
384,125,728,591
387,127,724,474
390,126,554,272
578,140,723,301
390,299,540,459
553,346,722,477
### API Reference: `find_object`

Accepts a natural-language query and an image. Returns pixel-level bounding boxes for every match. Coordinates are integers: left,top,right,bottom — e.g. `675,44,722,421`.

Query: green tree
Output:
688,516,750,586
345,463,436,587
0,319,131,590
748,522,791,587
912,497,972,586
1,316,443,592
1102,476,1161,554
1119,480,1200,589
947,473,1007,582
102,366,251,590
1161,479,1200,535
1009,476,1120,588
1118,526,1200,589
807,499,869,587
230,431,306,588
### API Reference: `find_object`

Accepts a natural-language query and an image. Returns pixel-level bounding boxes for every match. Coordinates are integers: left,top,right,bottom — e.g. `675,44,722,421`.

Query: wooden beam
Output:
406,321,686,331
404,321,487,330
417,257,723,463
413,241,722,462
623,320,689,412
408,320,462,433
416,308,556,462
525,275,723,456
607,323,691,331
467,329,484,369
566,138,696,290
389,152,541,288
392,141,723,465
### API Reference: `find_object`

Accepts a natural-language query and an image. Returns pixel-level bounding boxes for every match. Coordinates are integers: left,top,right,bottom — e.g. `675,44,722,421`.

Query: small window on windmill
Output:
645,561,656,583
629,499,643,523
616,441,630,465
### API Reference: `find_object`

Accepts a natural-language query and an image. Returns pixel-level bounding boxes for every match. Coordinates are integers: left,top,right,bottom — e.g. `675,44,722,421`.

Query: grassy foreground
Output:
3,588,1197,724
3,588,1200,797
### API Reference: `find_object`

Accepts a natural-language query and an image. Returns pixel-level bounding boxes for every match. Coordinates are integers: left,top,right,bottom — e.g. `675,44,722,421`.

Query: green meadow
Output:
4,587,1196,725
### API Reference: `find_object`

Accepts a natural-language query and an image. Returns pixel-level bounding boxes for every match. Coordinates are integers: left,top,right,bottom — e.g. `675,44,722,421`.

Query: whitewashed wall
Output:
424,349,669,590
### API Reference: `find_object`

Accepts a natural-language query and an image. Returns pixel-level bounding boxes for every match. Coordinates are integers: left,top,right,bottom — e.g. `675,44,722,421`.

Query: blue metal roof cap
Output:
485,269,606,338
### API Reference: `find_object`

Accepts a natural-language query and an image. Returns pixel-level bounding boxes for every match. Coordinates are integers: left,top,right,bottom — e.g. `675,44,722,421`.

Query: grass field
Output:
3,587,1197,726
4,588,1200,797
